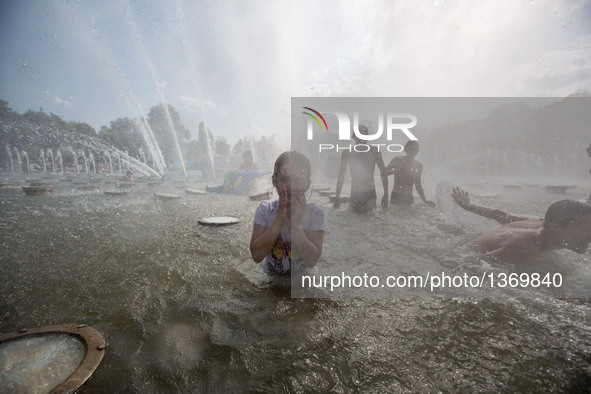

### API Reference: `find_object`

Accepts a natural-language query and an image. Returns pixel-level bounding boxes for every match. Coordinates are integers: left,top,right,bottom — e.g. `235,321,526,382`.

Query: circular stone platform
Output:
198,216,241,226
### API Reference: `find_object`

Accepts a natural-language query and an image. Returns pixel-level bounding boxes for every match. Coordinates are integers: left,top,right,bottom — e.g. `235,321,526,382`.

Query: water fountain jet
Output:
69,149,80,173
14,148,22,173
56,150,63,173
79,150,88,174
5,146,14,173
22,151,30,174
40,149,47,172
47,149,55,174
198,122,215,181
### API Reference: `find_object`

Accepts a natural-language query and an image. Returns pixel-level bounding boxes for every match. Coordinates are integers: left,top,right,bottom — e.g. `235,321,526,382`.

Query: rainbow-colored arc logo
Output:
302,107,328,132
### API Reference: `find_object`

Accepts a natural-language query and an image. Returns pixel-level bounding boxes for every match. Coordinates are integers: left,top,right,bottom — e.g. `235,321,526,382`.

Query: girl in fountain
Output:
250,151,324,274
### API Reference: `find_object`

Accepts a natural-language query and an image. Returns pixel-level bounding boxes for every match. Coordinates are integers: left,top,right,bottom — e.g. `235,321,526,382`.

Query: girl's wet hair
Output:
273,151,311,180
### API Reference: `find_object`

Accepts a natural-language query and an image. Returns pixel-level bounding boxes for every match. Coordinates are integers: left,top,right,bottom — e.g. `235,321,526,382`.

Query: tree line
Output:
0,99,282,172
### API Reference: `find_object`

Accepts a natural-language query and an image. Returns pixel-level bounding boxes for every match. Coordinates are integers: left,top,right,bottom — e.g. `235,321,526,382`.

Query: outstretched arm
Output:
451,187,529,225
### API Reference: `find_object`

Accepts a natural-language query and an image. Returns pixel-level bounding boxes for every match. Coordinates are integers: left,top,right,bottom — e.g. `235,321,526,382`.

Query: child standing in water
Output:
250,151,325,274
385,140,435,207
333,124,389,213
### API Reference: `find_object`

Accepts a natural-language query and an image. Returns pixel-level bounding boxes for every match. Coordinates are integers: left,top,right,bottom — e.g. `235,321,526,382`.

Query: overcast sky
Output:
1,0,590,147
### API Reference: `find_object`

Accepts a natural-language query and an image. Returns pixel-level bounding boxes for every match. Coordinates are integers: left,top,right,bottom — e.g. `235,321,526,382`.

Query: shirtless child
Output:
385,140,434,207
452,187,591,264
333,125,389,213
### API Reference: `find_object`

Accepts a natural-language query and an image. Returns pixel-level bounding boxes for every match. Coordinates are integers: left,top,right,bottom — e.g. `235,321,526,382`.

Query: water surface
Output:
1,173,590,392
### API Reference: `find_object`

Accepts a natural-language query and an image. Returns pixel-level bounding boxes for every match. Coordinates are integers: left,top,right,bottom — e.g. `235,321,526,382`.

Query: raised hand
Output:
451,187,470,208
276,188,289,223
291,190,306,225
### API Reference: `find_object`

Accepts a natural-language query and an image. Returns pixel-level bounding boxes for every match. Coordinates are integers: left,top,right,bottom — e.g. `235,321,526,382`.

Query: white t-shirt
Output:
253,199,325,274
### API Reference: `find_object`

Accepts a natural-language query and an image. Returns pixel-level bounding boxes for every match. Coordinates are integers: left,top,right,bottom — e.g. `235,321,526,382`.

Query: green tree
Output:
98,117,143,155
256,135,282,169
214,137,231,159
147,103,190,163
0,100,16,117
22,108,51,124
68,121,96,137
232,138,244,157
0,100,20,150
49,113,68,130
183,139,201,168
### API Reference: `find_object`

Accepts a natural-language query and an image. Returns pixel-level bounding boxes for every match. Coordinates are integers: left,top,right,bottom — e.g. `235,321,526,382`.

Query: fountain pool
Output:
1,172,591,392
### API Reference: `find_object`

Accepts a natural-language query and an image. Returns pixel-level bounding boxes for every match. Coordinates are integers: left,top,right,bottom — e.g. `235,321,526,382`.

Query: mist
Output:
1,0,590,149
